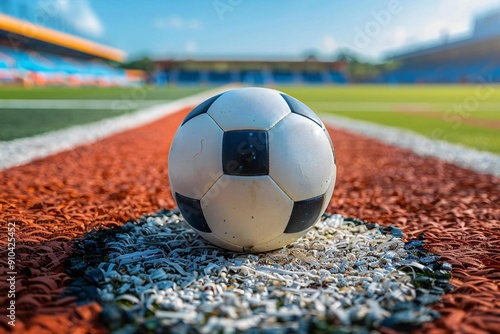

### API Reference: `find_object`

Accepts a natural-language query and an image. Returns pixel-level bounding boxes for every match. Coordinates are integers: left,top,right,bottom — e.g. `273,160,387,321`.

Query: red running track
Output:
0,107,499,333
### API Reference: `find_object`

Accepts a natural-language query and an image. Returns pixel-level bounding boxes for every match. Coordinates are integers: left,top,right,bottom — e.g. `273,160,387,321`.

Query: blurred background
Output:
0,0,499,152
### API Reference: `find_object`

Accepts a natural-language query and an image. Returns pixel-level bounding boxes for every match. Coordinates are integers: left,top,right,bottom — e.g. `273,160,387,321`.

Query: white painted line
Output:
323,115,500,177
0,85,238,171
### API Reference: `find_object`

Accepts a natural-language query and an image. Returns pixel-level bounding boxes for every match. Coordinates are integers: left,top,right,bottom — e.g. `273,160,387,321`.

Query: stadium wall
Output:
153,58,348,86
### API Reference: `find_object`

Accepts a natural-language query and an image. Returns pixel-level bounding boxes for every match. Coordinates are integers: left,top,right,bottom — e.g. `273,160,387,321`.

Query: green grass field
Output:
1,108,131,141
278,85,500,154
1,85,499,153
0,86,206,141
0,86,206,100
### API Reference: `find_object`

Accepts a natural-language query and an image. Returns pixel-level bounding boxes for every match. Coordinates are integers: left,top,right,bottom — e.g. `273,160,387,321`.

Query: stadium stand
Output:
0,12,127,86
384,9,500,84
153,58,348,86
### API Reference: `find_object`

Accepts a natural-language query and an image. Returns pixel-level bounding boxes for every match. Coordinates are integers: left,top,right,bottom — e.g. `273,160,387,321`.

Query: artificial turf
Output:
0,86,206,100
0,86,206,140
0,108,134,141
278,85,500,153
1,85,499,153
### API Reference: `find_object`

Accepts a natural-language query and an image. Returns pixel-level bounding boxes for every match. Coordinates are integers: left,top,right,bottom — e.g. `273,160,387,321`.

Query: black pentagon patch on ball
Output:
182,93,223,125
175,192,212,232
284,194,325,233
222,130,269,176
280,93,322,127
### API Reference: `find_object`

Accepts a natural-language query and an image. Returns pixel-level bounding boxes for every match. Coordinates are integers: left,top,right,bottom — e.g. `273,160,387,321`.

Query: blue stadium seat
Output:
272,70,295,84
330,71,347,84
302,71,324,84
382,56,500,84
177,70,201,84
207,71,232,84
0,46,127,85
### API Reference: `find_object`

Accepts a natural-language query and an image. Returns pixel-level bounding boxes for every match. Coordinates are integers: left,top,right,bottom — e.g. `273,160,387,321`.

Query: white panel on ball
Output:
321,170,336,213
269,113,335,201
196,231,247,253
201,175,293,247
207,87,290,131
251,230,312,253
168,114,224,199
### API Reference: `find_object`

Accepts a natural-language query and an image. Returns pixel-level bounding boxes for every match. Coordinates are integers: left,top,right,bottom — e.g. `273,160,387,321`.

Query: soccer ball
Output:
168,87,336,252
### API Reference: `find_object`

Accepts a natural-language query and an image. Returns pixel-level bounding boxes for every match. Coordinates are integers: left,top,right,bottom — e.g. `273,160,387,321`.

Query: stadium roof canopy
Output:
0,14,125,62
387,9,500,63
387,34,500,63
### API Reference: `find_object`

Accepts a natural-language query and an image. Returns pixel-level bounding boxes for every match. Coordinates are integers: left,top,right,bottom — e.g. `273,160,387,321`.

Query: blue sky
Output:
4,0,500,61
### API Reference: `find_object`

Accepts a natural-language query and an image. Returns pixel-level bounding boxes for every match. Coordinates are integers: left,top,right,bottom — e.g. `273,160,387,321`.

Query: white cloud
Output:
406,0,500,44
350,0,500,59
185,40,198,54
154,17,204,30
392,26,409,48
54,0,104,37
405,19,466,45
322,35,339,54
